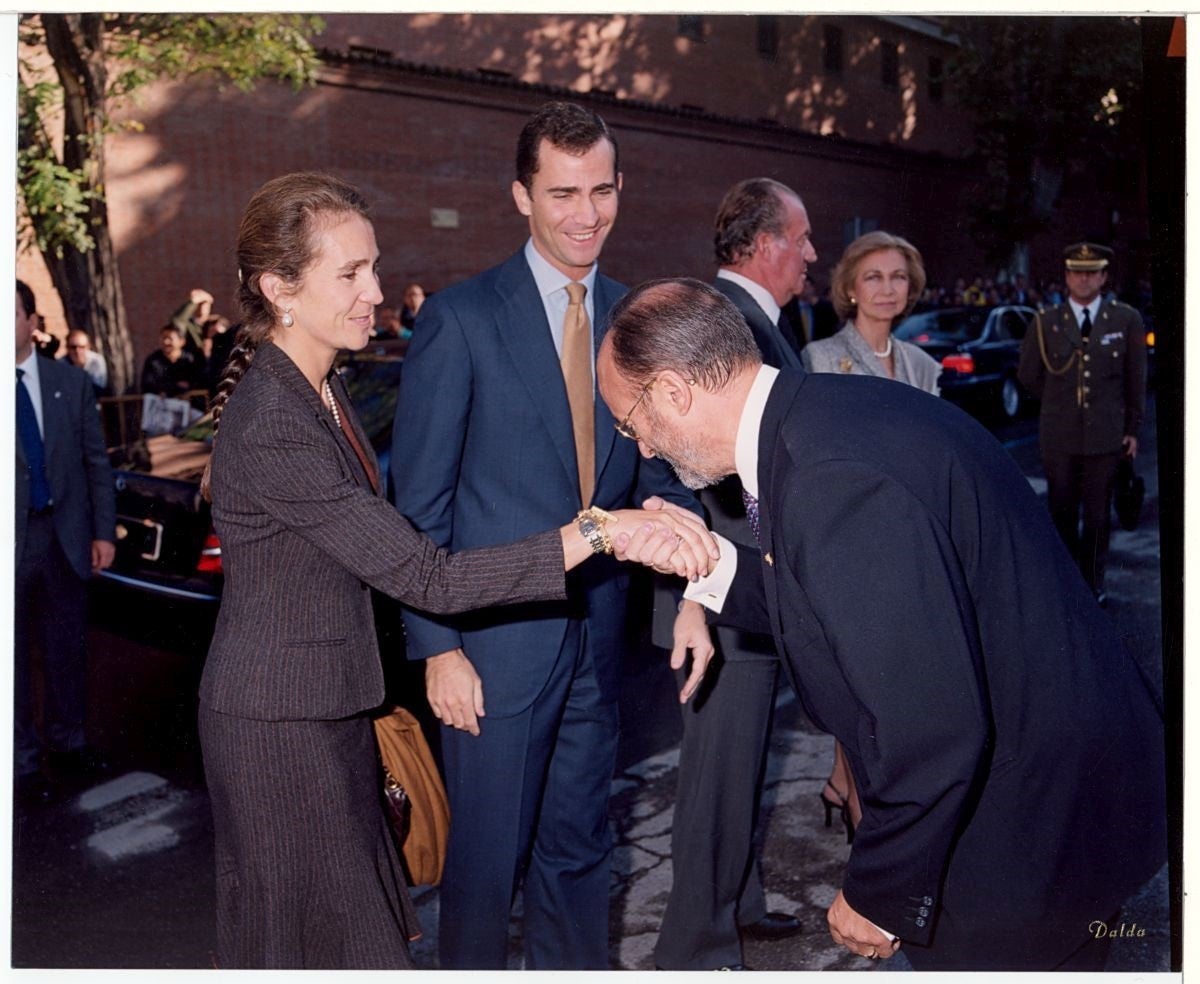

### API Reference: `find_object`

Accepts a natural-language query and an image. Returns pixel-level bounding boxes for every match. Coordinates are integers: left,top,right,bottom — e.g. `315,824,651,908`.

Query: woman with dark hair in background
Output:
198,171,716,969
801,230,942,840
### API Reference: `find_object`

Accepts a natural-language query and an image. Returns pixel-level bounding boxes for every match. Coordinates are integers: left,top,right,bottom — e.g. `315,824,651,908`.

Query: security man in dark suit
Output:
1017,243,1147,603
653,178,813,971
15,280,116,803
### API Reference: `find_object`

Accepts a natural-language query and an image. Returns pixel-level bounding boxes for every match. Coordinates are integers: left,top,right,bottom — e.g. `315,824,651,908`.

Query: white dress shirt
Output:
1068,296,1101,331
716,268,781,326
682,364,780,612
525,238,598,371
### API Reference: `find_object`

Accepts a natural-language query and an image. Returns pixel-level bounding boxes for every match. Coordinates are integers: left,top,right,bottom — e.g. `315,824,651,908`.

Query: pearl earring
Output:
849,296,857,305
281,310,294,328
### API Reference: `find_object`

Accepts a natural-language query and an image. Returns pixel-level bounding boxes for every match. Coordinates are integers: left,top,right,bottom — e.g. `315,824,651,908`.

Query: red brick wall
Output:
15,13,1150,370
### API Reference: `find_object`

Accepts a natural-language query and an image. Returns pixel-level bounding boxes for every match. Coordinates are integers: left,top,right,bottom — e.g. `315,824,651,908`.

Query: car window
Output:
895,307,988,343
337,354,404,448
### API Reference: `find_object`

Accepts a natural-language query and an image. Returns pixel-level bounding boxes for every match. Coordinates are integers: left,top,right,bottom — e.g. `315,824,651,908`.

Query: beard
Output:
643,407,725,490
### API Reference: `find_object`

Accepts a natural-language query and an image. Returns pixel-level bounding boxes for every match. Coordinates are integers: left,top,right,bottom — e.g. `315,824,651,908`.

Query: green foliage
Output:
944,16,1144,264
17,13,325,260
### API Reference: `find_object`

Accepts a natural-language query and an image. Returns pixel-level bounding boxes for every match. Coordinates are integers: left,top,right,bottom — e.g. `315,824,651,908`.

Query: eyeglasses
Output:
614,377,655,443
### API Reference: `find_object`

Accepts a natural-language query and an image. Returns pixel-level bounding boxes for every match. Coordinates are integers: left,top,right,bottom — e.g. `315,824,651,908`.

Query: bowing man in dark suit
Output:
654,178,814,971
197,173,716,969
15,280,116,803
597,278,1166,972
391,103,712,970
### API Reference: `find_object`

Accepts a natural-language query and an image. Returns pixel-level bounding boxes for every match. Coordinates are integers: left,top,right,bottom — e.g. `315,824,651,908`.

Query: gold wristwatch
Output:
576,505,618,555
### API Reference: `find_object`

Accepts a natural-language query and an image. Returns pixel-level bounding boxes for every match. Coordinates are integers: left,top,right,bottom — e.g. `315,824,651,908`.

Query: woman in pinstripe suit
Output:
197,172,715,969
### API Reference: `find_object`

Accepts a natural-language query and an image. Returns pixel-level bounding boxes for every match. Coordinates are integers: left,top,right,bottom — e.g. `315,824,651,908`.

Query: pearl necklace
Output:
322,378,341,428
873,336,894,359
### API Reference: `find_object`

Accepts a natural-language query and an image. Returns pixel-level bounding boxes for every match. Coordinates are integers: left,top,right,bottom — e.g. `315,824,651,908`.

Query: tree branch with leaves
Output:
17,13,324,394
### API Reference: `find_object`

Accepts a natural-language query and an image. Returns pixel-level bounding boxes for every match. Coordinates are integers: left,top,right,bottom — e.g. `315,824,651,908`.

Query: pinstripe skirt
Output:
198,704,418,968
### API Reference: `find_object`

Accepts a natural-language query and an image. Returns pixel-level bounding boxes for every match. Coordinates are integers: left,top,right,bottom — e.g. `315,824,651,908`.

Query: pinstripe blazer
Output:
200,342,567,722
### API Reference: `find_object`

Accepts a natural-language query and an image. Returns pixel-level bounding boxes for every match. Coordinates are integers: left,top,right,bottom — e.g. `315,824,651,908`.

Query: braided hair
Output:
200,172,371,501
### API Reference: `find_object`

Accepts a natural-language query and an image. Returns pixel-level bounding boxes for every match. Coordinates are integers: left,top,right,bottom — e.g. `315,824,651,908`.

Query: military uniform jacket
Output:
1017,299,1146,456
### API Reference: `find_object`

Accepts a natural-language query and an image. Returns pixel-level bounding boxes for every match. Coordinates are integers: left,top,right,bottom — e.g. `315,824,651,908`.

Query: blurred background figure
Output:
373,303,404,339
171,287,215,357
399,282,425,332
141,323,205,397
65,329,109,396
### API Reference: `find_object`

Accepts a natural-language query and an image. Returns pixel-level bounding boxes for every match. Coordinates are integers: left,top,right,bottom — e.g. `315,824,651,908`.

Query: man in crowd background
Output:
15,279,117,804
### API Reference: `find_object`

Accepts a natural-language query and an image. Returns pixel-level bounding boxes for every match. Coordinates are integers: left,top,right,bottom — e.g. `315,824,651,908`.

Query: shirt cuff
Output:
869,919,896,942
682,532,737,614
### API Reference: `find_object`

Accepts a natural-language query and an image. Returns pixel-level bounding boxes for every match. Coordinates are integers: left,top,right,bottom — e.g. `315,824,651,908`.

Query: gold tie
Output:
562,281,594,507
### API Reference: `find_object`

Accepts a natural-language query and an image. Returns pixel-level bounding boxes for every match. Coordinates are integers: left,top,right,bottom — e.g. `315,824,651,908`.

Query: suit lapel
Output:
256,343,379,496
493,254,580,500
715,278,800,370
757,371,806,641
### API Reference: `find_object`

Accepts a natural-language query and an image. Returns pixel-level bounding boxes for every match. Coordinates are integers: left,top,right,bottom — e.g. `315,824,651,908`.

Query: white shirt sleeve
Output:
682,532,738,614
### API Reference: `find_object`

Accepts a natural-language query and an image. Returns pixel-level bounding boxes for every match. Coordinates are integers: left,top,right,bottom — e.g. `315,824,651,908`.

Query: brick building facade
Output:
16,14,1148,374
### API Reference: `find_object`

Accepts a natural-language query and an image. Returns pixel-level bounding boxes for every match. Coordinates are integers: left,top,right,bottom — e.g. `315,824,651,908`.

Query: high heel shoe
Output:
819,782,856,844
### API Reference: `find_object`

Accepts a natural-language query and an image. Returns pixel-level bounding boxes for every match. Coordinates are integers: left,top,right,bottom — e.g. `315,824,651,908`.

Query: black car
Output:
894,305,1037,420
98,345,405,604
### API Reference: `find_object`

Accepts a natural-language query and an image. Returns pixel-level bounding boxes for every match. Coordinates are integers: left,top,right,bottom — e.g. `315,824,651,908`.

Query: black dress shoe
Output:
741,910,802,940
49,746,112,776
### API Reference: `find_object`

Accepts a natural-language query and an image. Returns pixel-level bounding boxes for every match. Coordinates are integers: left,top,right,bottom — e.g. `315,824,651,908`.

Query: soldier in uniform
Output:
1017,242,1147,604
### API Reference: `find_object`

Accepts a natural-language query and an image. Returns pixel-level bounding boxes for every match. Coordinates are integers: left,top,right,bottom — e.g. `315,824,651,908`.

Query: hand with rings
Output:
827,889,901,962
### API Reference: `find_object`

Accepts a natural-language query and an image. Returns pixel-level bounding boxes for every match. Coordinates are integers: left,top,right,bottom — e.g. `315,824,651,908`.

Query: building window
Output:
928,55,944,102
881,41,899,89
678,15,705,42
824,24,843,74
757,15,780,60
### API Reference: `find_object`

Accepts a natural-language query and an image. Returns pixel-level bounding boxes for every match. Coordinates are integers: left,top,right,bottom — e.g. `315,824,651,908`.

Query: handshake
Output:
593,496,720,581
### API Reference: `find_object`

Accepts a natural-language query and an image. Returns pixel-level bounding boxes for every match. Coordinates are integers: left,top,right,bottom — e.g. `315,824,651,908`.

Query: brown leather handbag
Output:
373,705,450,886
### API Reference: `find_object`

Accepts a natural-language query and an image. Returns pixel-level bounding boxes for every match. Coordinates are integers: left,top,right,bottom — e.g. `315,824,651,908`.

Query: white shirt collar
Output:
717,269,781,326
1068,296,1101,324
525,238,597,302
734,364,780,499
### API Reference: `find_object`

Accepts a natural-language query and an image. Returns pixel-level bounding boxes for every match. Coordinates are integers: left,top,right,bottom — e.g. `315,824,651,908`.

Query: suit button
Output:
1083,354,1090,362
915,917,927,928
919,907,929,917
1084,402,1090,409
923,897,933,905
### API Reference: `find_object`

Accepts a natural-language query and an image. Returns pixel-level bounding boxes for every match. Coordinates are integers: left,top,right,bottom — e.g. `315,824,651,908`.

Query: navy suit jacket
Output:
391,249,697,715
15,355,115,580
716,370,1165,969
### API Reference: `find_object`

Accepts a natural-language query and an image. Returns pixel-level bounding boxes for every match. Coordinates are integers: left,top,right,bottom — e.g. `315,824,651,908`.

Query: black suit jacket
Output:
716,370,1165,969
200,342,567,722
712,277,803,370
15,355,115,579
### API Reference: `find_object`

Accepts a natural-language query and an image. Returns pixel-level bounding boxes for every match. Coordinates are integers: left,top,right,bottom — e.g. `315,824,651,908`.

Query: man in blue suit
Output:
15,280,116,804
390,102,711,969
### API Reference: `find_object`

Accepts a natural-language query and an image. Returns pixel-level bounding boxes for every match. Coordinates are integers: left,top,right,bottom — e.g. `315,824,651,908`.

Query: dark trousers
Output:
1042,449,1122,592
14,512,89,776
655,625,779,970
437,624,619,970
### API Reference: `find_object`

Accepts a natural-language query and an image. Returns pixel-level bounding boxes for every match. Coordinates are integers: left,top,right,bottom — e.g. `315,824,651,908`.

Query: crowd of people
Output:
15,98,1165,974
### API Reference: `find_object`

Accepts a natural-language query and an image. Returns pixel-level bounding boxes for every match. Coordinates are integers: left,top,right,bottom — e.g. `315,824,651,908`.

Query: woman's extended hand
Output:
608,500,719,580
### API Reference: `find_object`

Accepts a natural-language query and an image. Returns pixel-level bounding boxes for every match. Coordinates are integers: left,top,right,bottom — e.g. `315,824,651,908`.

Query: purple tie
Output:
741,487,761,546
